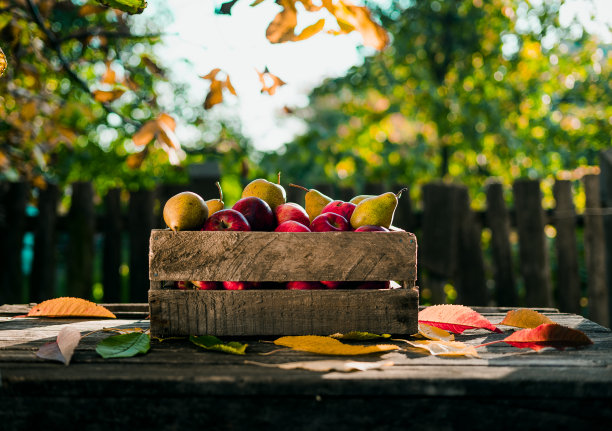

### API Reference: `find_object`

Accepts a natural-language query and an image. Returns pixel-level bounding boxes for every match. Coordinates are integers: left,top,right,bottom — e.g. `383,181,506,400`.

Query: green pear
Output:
349,194,374,205
290,184,333,222
242,173,286,210
350,189,407,229
163,191,209,232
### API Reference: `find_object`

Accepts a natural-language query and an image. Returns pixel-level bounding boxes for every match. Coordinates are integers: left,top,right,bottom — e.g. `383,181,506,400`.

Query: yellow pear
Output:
290,184,333,222
241,173,286,210
349,194,374,205
206,182,224,216
350,189,407,229
163,191,208,232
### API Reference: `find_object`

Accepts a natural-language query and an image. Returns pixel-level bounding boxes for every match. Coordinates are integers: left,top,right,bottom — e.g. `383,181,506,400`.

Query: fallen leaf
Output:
417,323,455,341
419,304,501,334
274,335,399,355
256,67,286,95
93,89,125,103
36,327,81,365
500,308,555,329
245,359,394,372
406,340,479,357
503,323,593,351
27,297,116,318
0,45,6,78
190,335,247,355
330,331,391,341
96,332,150,358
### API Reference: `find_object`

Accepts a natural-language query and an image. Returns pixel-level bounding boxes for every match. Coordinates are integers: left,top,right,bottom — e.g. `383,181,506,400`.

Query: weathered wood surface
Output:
149,230,418,283
0,308,611,430
149,288,419,337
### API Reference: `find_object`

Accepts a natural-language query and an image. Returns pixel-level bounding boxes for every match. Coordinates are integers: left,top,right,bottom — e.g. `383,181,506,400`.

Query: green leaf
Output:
189,335,247,355
329,331,391,341
96,332,150,358
95,0,147,14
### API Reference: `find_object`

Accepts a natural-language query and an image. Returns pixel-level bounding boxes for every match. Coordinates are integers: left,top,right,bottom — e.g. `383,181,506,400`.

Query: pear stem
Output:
289,183,309,193
396,188,408,199
215,181,223,201
277,172,281,185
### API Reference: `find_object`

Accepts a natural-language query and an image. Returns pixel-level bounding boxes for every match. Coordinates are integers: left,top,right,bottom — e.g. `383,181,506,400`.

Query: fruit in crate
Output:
275,203,310,226
191,281,220,290
203,209,251,231
223,281,259,290
232,196,276,231
310,212,350,232
289,184,333,222
241,173,286,210
356,281,391,289
349,195,374,205
350,189,407,229
275,221,311,232
354,225,390,232
286,281,325,290
321,200,357,222
163,191,208,232
205,182,225,216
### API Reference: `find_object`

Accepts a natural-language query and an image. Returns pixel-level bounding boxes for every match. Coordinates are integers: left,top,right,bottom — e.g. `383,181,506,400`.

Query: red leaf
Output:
418,304,501,334
503,323,593,351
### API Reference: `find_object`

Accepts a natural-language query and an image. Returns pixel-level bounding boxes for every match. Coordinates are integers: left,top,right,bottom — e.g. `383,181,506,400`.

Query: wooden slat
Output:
66,182,95,299
553,179,581,314
102,188,122,303
149,288,419,337
485,182,517,306
583,174,609,327
0,182,28,304
30,183,59,302
599,148,612,326
513,179,553,307
129,189,155,302
149,230,417,283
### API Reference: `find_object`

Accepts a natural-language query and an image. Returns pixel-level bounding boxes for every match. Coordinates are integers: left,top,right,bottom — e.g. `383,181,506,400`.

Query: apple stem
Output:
289,183,309,193
277,172,281,185
396,188,408,199
215,181,223,201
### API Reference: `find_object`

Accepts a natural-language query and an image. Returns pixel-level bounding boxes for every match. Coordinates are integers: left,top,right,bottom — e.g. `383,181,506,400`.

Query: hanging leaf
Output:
93,89,125,103
218,0,240,15
131,113,182,165
322,0,389,50
27,297,116,318
294,18,326,41
329,331,391,341
140,55,165,77
190,335,248,355
274,335,399,355
503,324,593,351
256,68,286,95
96,332,151,358
0,45,7,78
201,68,237,109
417,323,455,341
79,4,108,16
406,340,479,357
246,359,394,372
36,327,81,365
94,0,147,15
418,304,501,334
266,0,298,44
500,308,555,329
101,63,117,84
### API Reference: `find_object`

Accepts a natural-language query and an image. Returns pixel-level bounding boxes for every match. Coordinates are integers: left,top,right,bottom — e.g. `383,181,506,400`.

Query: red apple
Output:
232,196,276,231
176,281,189,289
286,281,325,290
275,221,311,232
354,225,390,232
321,200,357,222
321,281,360,289
356,281,391,290
275,203,310,226
191,281,219,290
310,212,350,232
203,209,251,231
223,281,259,290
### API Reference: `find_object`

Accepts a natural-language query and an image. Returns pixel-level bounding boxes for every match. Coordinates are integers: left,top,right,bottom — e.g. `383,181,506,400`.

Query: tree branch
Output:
24,0,141,128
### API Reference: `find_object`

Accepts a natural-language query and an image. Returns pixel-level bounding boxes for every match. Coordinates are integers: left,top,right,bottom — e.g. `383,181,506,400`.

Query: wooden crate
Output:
148,230,418,337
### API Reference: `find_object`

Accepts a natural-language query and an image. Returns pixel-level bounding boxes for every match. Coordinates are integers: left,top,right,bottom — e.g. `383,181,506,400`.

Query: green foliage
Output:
96,332,150,358
189,335,248,355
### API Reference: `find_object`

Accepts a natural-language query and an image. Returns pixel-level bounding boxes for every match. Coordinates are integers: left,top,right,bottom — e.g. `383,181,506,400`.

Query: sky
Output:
137,0,612,153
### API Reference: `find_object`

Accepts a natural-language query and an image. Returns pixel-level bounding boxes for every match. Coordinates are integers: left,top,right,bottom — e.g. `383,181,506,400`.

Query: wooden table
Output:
1,305,611,430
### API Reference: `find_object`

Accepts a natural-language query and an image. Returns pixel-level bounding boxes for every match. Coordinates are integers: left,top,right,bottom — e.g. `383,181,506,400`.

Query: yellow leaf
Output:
126,150,147,169
417,324,455,341
93,89,125,103
500,309,555,329
406,340,479,357
322,0,389,50
200,68,221,81
256,68,286,95
295,18,325,41
132,120,158,146
0,45,6,78
225,76,237,96
27,297,116,318
274,335,399,355
266,0,298,44
204,79,224,109
21,101,37,121
299,0,324,12
101,64,117,85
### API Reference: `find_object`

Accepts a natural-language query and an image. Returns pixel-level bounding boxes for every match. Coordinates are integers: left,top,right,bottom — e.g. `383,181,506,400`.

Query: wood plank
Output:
553,179,581,314
583,174,609,327
513,179,553,307
0,182,28,304
128,189,155,303
598,148,612,327
30,183,59,302
66,182,95,299
149,231,417,282
485,182,517,306
102,188,122,303
149,288,419,337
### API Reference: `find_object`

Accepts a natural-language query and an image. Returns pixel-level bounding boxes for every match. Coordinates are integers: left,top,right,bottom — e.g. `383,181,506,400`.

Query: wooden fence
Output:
1,152,611,326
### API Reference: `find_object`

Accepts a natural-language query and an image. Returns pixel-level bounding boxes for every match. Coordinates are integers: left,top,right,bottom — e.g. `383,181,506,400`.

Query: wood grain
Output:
149,230,417,283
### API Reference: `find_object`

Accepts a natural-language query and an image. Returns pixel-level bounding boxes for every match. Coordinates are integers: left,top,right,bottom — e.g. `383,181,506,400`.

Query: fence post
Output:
513,179,553,307
552,180,581,314
30,183,59,302
102,188,123,303
583,174,609,327
66,182,95,300
129,189,155,303
599,149,612,325
0,182,28,304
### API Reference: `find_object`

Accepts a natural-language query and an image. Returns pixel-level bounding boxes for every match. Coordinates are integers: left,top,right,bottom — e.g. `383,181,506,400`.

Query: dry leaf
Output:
201,68,237,109
131,113,181,165
36,327,82,365
93,89,125,103
295,18,326,41
256,68,286,95
101,63,117,84
417,323,455,341
419,304,501,334
266,0,298,43
322,0,389,50
141,55,164,77
406,340,479,357
27,297,116,318
503,323,593,351
132,121,158,146
245,359,394,372
0,45,7,78
274,335,399,355
500,308,555,329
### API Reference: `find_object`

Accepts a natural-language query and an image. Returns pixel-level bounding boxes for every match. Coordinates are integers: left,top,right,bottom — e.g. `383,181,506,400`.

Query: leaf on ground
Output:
36,327,81,365
27,297,116,318
190,335,247,355
95,0,147,15
406,340,479,357
500,308,555,329
0,45,6,78
330,331,391,341
503,323,593,351
274,335,399,355
417,324,455,341
96,332,150,358
256,68,286,95
419,304,501,334
246,359,394,372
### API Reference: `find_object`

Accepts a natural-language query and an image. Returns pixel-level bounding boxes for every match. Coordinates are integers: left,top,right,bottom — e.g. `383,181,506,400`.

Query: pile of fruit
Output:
162,175,406,291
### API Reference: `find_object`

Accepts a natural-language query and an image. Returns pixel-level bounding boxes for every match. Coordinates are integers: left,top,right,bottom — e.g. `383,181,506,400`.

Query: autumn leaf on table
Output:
503,324,593,351
201,68,237,109
274,335,399,355
36,327,82,365
499,309,555,329
417,324,455,341
245,359,394,372
256,68,286,96
0,45,7,78
418,304,501,334
406,340,479,358
330,331,391,341
27,297,116,318
190,335,247,355
96,332,151,358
